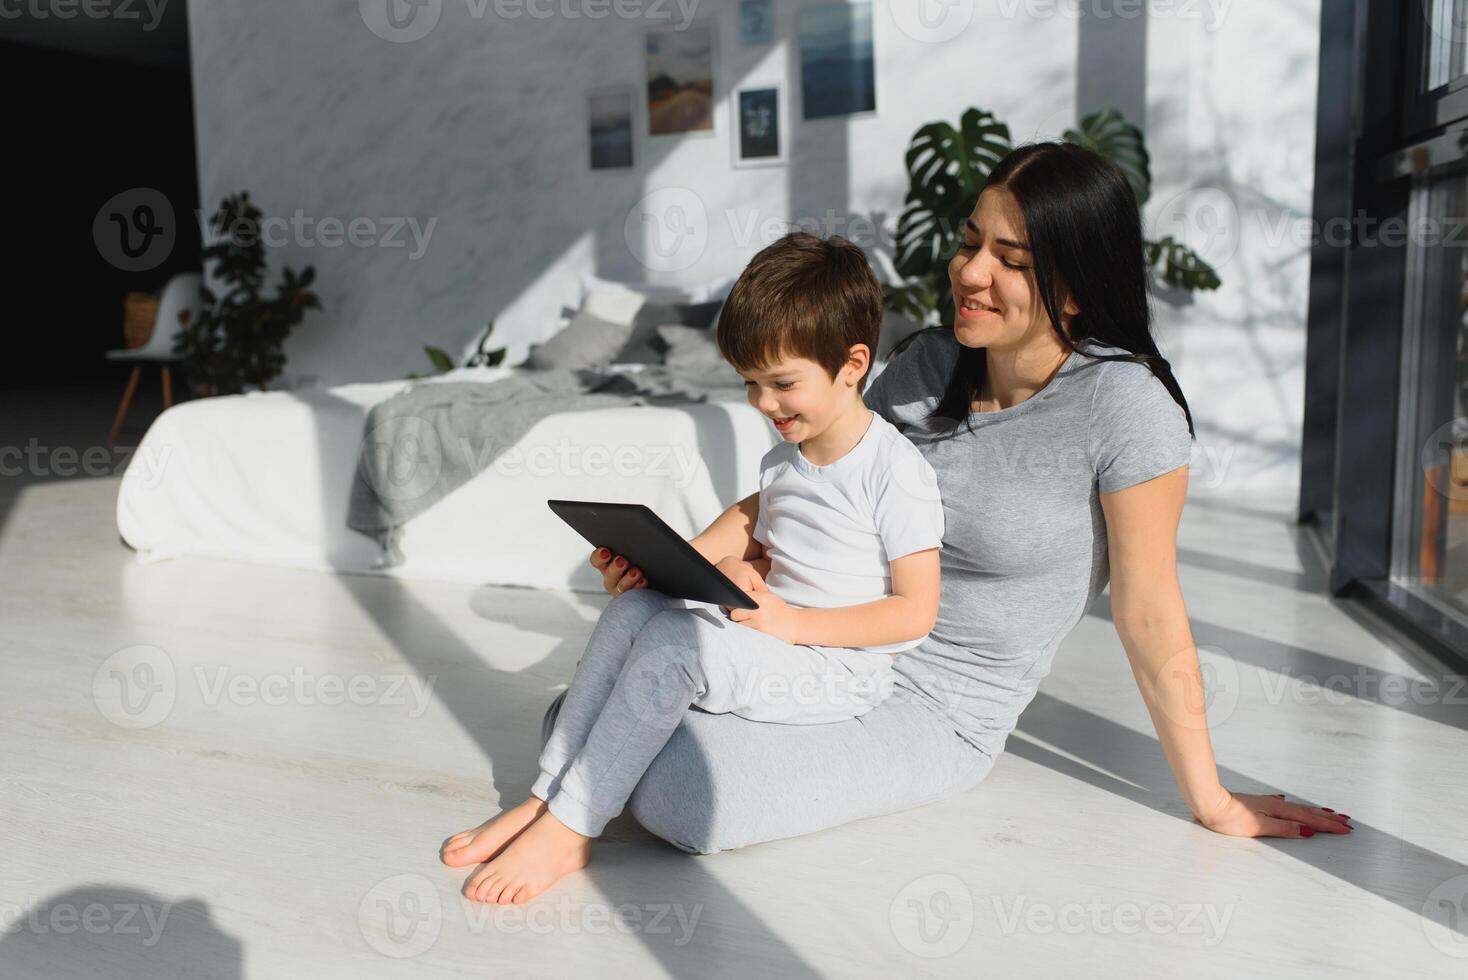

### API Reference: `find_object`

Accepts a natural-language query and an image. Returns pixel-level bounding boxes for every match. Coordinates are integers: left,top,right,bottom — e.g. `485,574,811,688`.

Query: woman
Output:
573,142,1353,853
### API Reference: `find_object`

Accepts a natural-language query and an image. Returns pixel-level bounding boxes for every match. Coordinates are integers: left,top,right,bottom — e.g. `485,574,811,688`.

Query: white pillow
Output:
580,273,697,306
655,324,725,369
582,287,648,326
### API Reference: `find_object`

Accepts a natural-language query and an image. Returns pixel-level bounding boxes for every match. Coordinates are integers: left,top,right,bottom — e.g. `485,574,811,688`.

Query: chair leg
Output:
108,365,142,449
161,365,173,409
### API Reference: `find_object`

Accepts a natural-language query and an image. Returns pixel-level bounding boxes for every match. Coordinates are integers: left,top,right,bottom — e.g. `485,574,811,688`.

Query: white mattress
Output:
115,366,781,590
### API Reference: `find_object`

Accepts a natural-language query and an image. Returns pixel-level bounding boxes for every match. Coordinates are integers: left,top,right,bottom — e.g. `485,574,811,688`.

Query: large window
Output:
1391,168,1468,623
1425,0,1468,90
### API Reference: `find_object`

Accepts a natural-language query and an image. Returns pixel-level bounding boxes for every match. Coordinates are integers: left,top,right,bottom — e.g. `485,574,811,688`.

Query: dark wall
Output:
2,40,200,388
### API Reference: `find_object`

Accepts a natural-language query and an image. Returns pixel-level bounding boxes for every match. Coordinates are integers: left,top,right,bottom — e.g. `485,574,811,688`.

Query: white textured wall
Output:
185,0,1318,493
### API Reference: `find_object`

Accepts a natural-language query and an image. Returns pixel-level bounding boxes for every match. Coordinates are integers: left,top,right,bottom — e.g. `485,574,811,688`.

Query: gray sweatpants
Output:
530,588,902,837
535,589,994,851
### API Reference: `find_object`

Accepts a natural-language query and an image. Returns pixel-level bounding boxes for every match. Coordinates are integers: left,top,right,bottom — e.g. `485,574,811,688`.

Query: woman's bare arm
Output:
1102,465,1351,839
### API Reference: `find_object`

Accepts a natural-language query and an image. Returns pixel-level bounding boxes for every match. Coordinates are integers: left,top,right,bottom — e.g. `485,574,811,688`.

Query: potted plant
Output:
174,192,322,396
885,108,1222,328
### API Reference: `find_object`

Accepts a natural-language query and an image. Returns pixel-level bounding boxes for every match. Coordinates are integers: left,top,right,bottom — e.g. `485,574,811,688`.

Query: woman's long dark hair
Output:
931,141,1194,436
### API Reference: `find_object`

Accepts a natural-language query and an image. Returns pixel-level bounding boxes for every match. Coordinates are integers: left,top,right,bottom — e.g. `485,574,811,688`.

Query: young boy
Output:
439,232,944,905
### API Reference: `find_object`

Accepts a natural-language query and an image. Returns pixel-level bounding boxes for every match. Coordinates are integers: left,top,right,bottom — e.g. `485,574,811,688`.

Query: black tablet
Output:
547,499,759,610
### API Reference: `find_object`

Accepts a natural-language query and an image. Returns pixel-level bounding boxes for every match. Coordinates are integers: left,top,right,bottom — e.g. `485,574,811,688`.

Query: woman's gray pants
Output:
537,590,994,855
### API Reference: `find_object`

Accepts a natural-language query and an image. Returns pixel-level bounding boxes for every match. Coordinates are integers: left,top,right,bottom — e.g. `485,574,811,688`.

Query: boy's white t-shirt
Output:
752,410,945,654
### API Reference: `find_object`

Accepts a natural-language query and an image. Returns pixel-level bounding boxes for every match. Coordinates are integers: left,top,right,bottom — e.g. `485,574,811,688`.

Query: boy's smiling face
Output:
738,348,866,443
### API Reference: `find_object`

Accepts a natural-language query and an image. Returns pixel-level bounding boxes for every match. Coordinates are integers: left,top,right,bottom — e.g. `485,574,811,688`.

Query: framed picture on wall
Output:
740,0,774,47
646,23,716,136
798,2,876,120
588,87,635,170
732,85,784,167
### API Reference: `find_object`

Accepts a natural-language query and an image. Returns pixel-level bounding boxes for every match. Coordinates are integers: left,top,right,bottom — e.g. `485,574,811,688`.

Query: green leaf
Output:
424,346,456,373
895,108,1011,277
1146,237,1222,292
1064,109,1152,207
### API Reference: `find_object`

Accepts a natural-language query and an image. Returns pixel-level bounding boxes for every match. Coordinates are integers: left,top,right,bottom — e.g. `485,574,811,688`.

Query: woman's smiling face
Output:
948,187,1070,352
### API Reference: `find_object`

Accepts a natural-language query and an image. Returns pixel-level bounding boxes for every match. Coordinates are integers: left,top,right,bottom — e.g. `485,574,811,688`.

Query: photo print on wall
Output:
798,2,876,119
647,24,716,136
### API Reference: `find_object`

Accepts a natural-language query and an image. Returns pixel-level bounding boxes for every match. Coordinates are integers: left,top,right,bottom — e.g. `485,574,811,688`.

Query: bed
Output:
114,365,786,591
114,274,915,590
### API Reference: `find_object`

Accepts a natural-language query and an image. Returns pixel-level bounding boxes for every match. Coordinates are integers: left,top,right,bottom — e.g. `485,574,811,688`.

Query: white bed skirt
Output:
115,370,780,591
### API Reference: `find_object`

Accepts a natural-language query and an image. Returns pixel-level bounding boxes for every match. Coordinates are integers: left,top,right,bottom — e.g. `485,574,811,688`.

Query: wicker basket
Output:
124,292,159,349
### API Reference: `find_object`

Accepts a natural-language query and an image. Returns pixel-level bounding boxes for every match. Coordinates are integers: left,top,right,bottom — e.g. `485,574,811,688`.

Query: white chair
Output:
106,272,203,448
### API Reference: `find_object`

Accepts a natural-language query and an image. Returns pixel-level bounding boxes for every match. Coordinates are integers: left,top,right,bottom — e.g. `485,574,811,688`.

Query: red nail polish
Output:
1338,814,1351,821
1300,826,1315,838
615,557,626,568
598,548,610,559
1322,807,1333,812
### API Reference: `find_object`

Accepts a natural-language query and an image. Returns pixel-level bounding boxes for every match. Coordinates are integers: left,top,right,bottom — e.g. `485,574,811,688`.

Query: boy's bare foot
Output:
440,797,548,867
463,810,592,905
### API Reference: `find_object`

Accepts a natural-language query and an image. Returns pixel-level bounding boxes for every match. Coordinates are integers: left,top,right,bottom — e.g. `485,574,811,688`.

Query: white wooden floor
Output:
2,417,1467,977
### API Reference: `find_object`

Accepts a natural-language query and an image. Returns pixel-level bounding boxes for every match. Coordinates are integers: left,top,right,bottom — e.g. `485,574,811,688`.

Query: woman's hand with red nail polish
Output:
1193,789,1355,839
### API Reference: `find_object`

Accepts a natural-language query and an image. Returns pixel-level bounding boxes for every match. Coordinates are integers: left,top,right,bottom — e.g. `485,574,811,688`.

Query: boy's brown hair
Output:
716,232,883,392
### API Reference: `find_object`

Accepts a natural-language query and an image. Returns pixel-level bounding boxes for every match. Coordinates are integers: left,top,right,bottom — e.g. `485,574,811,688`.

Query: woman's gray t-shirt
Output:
863,329,1194,758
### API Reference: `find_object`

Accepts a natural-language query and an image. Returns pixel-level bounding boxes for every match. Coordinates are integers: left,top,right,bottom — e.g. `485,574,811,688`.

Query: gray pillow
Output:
525,309,636,371
615,300,724,364
656,324,726,369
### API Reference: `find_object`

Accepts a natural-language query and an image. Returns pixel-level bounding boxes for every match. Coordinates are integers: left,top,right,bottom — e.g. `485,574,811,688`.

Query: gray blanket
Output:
347,364,750,561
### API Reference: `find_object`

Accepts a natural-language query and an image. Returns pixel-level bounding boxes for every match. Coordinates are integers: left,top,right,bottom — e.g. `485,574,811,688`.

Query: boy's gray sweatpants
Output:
530,588,902,837
534,589,993,851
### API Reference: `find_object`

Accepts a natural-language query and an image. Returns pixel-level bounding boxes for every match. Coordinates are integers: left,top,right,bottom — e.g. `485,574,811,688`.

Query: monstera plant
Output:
885,108,1222,328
